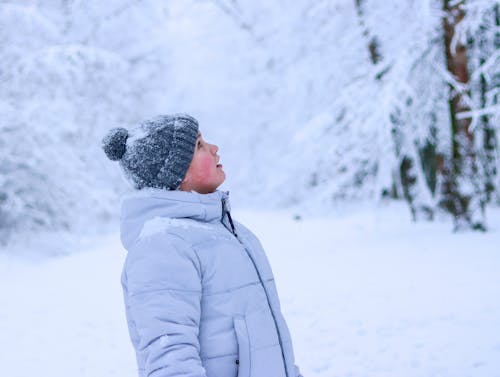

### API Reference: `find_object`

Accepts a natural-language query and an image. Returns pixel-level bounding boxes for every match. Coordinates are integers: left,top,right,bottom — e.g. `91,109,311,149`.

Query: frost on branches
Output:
1,0,499,250
207,0,499,230
0,1,171,247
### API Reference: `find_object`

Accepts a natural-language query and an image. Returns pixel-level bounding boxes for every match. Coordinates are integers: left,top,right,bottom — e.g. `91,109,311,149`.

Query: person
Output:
102,114,303,377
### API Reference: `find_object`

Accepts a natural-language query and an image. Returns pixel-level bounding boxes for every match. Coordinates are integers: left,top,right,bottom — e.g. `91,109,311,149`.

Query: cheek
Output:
192,156,216,179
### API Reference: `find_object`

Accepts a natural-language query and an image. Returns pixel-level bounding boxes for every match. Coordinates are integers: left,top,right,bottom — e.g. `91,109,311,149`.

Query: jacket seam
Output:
200,351,237,361
128,287,201,298
245,314,252,377
147,365,169,377
191,237,234,248
150,229,236,248
203,278,274,297
129,278,274,297
161,231,228,256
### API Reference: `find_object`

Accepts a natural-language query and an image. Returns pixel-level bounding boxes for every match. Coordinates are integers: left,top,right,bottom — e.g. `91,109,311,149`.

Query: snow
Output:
1,203,500,377
139,216,214,239
126,125,149,146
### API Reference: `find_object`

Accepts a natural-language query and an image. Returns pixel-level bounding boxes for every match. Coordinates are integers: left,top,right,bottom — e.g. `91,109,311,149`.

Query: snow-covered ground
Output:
1,202,500,377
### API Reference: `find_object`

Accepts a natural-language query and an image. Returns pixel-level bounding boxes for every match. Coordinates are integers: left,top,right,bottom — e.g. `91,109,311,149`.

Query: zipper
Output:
220,197,289,377
222,198,238,237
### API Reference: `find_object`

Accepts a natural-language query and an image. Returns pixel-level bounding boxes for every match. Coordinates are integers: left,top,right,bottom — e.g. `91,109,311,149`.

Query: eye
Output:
197,141,202,149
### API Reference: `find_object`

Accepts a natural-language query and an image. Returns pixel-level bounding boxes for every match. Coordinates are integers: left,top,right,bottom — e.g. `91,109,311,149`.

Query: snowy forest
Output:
1,0,500,249
2,2,500,377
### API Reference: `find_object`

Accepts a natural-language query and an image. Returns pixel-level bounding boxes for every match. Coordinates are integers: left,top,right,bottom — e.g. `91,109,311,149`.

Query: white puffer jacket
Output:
120,188,303,377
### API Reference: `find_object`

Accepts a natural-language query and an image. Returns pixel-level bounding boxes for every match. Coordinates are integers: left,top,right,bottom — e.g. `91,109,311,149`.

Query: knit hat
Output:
102,113,199,190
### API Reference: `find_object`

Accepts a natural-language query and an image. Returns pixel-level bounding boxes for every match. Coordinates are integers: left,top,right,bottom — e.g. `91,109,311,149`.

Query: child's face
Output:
180,132,225,193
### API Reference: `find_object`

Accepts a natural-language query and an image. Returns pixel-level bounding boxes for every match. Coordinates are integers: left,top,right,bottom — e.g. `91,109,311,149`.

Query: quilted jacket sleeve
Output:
123,233,206,377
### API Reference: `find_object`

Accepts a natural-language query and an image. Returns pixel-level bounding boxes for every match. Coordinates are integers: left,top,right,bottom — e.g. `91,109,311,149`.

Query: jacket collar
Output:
122,187,230,221
120,188,230,249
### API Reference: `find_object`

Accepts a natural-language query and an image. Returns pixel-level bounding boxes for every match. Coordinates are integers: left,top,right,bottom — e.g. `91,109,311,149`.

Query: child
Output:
102,114,303,377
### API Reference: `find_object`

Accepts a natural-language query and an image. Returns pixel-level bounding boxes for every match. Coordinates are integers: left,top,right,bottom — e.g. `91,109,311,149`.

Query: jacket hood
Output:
120,188,230,250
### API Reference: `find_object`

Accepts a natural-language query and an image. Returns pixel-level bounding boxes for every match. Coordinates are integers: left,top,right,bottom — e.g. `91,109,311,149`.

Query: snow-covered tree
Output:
205,0,499,230
0,1,171,246
2,0,499,249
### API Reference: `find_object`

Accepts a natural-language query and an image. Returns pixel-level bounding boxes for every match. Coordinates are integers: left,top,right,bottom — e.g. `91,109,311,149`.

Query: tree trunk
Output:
493,4,500,204
441,0,485,230
391,110,435,220
478,8,497,203
353,0,434,218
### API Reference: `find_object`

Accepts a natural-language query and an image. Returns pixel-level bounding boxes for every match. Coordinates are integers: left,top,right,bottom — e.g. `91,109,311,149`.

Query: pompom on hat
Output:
102,113,199,190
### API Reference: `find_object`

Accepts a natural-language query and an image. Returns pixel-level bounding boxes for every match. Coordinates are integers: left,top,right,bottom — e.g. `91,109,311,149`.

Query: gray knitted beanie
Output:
102,114,199,190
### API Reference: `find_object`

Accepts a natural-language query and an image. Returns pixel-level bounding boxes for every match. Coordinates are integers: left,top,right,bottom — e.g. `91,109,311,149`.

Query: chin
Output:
218,175,226,186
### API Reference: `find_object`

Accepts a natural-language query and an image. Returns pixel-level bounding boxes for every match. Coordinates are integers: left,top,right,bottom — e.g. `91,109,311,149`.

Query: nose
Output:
210,143,218,154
